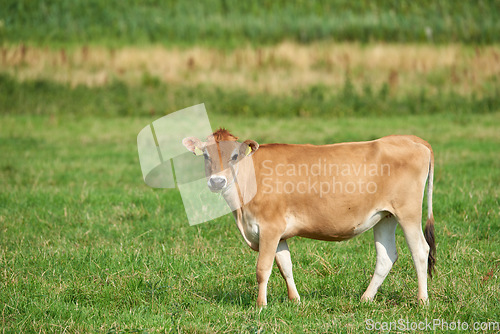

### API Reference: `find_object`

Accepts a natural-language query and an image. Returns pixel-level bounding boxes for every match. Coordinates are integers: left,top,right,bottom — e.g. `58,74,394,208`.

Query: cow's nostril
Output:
210,177,226,188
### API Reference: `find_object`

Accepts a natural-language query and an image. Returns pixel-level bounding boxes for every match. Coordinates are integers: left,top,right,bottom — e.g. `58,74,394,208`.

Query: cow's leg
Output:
256,228,282,307
361,216,398,302
275,240,300,302
400,220,430,304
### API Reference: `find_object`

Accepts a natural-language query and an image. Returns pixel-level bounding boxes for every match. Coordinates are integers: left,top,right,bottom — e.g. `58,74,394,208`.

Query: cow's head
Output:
182,128,258,193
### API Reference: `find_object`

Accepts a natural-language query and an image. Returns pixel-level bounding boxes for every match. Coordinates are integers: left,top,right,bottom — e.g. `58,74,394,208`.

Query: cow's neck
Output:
220,159,260,251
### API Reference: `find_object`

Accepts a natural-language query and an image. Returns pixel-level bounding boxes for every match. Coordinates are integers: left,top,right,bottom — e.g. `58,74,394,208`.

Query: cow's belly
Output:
238,204,391,245
282,208,390,241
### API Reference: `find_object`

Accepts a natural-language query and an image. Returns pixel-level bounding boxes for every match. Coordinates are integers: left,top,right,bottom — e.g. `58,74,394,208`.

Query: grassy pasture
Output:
1,1,499,330
1,109,499,332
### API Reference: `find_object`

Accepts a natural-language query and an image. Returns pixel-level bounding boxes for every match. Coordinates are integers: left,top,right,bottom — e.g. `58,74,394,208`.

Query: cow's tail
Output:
424,149,436,278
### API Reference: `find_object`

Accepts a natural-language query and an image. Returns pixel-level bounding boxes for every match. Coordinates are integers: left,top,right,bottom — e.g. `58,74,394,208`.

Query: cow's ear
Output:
243,140,259,156
182,137,204,156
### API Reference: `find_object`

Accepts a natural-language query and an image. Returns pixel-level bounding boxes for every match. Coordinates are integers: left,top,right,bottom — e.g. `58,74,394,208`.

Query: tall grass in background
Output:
1,73,498,118
1,0,500,47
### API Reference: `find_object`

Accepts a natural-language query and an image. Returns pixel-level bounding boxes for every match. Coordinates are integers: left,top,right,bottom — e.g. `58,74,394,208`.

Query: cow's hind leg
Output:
275,240,300,302
400,220,430,304
361,215,398,302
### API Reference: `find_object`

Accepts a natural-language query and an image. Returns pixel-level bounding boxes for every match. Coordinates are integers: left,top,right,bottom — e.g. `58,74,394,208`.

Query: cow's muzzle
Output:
208,175,227,192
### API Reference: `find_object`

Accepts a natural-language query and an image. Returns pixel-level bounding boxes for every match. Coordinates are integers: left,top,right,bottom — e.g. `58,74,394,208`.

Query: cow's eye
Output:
203,153,210,160
231,154,238,161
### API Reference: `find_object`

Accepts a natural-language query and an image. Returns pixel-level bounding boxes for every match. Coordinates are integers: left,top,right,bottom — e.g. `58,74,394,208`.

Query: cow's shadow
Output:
202,284,256,307
199,288,406,309
197,272,406,307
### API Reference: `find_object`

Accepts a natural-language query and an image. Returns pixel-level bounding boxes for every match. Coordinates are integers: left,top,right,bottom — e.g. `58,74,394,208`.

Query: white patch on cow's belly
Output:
353,211,389,235
241,211,260,246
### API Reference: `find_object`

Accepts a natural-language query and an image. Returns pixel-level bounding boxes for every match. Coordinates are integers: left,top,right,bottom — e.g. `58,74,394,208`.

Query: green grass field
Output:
1,110,499,332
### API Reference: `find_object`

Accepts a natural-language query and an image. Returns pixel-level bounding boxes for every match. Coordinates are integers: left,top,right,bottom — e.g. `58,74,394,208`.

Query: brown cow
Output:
182,128,436,306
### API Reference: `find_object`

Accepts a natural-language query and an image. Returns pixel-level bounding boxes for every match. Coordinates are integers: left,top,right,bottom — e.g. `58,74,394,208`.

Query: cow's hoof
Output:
257,304,267,313
418,298,429,306
360,294,374,303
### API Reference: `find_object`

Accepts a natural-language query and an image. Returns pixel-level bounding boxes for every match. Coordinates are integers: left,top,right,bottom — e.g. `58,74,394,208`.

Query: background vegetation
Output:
0,0,499,332
1,0,500,46
1,71,498,119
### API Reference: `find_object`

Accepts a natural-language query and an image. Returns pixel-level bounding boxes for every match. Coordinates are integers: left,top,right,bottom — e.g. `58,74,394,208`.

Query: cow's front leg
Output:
275,240,300,302
256,229,282,307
